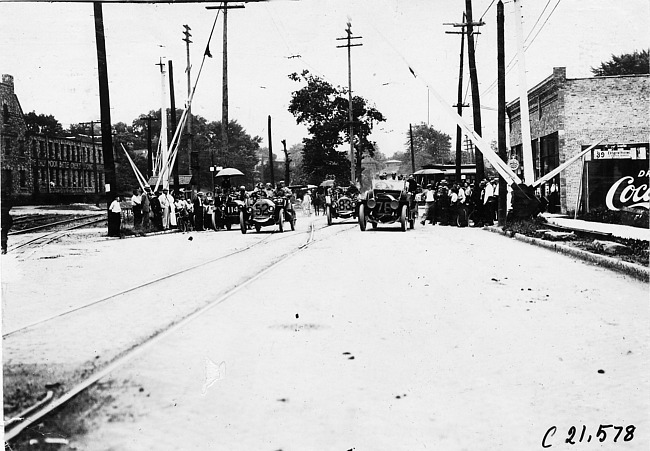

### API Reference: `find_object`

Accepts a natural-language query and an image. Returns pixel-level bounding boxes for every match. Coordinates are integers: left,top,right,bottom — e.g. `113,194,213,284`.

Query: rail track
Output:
7,215,107,254
3,219,356,443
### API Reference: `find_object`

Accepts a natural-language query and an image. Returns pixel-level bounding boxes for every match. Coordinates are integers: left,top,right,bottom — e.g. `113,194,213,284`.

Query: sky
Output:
1,0,647,162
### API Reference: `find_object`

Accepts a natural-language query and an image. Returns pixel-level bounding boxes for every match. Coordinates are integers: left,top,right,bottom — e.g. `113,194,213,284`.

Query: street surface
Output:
2,215,649,450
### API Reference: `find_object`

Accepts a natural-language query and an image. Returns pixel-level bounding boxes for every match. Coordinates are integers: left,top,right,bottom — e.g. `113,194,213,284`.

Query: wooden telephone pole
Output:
205,2,246,170
93,2,116,215
444,12,475,183
182,24,195,191
337,22,362,186
465,0,486,194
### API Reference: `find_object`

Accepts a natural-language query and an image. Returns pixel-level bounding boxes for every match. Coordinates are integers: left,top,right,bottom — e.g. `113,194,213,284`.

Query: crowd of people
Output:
125,179,299,234
416,177,503,227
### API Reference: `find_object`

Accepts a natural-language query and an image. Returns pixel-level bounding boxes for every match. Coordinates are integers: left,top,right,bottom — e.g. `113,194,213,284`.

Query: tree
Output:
392,123,452,170
288,70,386,185
591,50,649,76
24,111,64,136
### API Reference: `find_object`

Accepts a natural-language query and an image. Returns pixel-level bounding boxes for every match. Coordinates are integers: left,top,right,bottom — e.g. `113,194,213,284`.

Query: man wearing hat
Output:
141,186,152,230
158,188,174,230
193,192,205,231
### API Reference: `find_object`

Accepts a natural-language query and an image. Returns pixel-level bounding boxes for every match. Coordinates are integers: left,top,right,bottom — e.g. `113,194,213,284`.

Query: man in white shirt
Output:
131,188,142,229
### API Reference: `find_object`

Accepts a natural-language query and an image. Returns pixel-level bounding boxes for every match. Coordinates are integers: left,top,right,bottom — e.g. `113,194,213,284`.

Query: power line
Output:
480,0,562,97
525,0,562,51
524,0,552,42
480,0,497,21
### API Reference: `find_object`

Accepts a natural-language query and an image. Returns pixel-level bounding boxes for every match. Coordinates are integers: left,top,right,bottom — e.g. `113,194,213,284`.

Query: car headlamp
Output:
390,200,399,210
367,198,376,209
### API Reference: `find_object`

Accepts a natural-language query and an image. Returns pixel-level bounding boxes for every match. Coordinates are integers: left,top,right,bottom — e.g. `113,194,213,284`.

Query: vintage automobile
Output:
324,187,358,225
240,193,296,233
357,178,416,231
214,194,246,231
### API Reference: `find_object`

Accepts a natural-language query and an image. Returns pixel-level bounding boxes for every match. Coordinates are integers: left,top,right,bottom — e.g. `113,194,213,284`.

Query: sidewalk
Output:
543,213,649,242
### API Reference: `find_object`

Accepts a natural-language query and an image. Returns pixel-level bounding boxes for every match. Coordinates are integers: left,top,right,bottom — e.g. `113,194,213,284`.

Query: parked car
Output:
357,179,416,231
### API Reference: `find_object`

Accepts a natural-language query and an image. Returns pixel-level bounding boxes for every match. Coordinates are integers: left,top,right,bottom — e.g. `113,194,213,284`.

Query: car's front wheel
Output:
400,205,407,231
239,211,247,234
358,204,366,231
278,210,284,233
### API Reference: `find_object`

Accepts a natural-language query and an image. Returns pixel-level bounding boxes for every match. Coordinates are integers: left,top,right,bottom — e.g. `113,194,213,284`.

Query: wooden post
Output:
497,1,507,226
93,2,116,215
169,60,180,192
268,115,274,186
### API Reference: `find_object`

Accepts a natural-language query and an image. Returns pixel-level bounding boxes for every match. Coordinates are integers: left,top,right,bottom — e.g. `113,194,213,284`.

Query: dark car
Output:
240,193,295,233
325,187,358,225
214,194,246,231
357,179,416,231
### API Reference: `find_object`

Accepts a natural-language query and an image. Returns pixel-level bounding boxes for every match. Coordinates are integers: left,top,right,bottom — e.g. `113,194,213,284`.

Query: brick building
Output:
506,67,649,214
1,74,105,204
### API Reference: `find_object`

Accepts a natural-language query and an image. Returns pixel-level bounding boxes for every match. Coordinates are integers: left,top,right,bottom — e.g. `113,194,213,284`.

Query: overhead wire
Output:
480,0,562,97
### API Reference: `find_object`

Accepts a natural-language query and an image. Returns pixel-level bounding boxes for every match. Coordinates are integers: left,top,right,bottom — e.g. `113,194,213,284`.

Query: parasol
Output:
215,168,244,177
320,180,335,187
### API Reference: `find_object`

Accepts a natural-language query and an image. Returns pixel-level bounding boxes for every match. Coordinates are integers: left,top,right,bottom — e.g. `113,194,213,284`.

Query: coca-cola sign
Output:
605,169,650,210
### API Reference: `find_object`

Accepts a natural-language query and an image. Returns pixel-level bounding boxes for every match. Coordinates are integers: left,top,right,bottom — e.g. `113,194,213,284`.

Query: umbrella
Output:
307,184,317,189
320,180,335,187
215,167,244,177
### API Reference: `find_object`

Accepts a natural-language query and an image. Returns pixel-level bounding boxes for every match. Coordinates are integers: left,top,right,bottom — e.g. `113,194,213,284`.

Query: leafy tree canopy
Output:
392,123,453,170
288,70,386,185
24,111,64,136
591,50,649,76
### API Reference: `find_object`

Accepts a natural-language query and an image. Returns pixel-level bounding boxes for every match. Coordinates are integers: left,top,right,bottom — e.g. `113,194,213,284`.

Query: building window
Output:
48,142,54,159
5,138,11,155
1,169,12,194
2,103,9,124
18,140,25,156
19,170,27,188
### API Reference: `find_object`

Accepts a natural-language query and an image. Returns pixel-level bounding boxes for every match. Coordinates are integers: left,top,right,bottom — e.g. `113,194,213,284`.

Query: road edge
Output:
484,226,650,283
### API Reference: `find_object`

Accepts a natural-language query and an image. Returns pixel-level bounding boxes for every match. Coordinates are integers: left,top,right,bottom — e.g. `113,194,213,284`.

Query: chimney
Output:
552,67,566,82
2,74,14,90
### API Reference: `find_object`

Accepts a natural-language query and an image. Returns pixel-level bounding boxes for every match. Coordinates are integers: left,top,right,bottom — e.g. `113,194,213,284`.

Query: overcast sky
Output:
1,0,647,160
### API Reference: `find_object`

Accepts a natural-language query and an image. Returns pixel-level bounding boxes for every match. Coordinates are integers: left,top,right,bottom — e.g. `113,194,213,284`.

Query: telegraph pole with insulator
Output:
465,0,486,194
182,24,196,191
337,21,362,186
444,13,474,183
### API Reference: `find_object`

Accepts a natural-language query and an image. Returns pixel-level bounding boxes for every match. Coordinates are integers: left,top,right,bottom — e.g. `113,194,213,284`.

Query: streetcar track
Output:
4,220,356,442
7,217,107,254
2,218,334,338
9,214,105,236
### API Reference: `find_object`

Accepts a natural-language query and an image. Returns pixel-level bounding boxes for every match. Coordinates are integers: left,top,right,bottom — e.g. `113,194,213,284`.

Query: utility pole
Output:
156,57,169,189
281,139,290,184
513,0,534,183
337,21,362,186
409,124,416,174
183,24,196,191
465,0,486,195
445,12,474,183
268,115,274,186
169,60,180,192
143,115,157,179
93,2,116,215
497,0,508,226
206,3,245,174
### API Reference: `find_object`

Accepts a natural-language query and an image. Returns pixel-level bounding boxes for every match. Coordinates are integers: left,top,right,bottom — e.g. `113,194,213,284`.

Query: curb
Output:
485,226,650,283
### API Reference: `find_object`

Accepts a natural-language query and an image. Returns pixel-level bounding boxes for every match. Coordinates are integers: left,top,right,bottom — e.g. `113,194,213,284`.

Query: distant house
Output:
507,67,649,214
383,159,402,175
